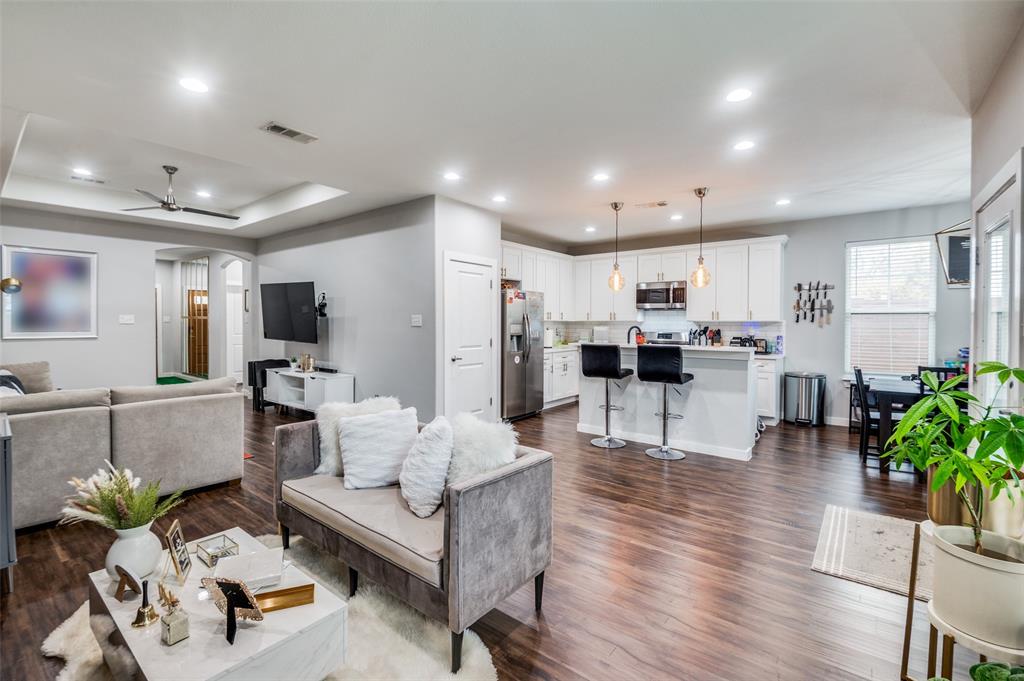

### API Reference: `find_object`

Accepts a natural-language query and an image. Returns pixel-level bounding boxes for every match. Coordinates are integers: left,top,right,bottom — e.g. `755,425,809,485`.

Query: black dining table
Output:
867,377,924,473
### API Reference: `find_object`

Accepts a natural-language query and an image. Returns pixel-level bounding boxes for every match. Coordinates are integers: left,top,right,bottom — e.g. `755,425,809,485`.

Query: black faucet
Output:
627,326,642,344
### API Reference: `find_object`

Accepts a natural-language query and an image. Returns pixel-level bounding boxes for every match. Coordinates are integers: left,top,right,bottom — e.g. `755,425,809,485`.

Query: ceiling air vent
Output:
260,121,318,144
71,175,106,184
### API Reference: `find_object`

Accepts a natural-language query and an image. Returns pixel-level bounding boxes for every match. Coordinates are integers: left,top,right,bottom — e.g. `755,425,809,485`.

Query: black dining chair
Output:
853,368,878,463
916,365,965,395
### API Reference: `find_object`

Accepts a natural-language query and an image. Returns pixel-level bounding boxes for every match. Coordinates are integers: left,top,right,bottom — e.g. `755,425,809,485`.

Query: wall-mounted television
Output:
260,282,318,343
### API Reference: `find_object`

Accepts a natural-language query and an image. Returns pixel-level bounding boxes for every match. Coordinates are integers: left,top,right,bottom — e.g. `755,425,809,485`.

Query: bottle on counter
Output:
775,335,784,355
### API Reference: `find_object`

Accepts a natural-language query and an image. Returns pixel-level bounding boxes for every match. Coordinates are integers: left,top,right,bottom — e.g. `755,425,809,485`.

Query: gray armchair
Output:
274,420,553,673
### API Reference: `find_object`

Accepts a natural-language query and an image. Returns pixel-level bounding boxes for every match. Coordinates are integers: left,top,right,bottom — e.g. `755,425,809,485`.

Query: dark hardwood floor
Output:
1,402,975,680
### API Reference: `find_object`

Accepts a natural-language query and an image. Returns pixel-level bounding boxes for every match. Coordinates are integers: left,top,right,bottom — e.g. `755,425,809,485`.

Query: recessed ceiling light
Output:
670,214,683,221
733,140,756,151
592,172,610,182
776,198,791,206
726,88,753,102
443,171,461,181
196,190,212,198
492,195,507,203
72,167,92,176
179,77,209,93
585,226,596,233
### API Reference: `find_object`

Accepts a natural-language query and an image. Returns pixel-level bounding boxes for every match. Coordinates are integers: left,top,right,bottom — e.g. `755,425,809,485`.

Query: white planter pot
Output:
932,525,1024,649
104,521,163,579
983,484,1024,540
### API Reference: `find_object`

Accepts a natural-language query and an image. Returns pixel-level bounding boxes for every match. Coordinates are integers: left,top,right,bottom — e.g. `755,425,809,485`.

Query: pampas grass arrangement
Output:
60,461,184,530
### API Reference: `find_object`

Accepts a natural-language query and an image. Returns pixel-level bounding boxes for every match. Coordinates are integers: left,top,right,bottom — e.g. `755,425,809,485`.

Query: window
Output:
845,238,936,374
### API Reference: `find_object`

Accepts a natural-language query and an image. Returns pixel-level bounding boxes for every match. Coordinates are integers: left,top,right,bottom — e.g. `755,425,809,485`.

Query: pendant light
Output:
608,201,625,291
690,187,711,288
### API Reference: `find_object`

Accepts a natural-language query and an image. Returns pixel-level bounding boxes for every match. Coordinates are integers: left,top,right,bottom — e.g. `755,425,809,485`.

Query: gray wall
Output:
560,201,972,422
972,23,1024,196
255,197,439,418
0,207,255,389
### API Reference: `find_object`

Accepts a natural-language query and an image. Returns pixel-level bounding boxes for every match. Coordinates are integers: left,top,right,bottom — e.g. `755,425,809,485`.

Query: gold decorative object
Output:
157,582,180,611
161,608,190,646
196,534,239,568
299,353,315,372
163,519,192,585
131,579,160,628
255,582,315,613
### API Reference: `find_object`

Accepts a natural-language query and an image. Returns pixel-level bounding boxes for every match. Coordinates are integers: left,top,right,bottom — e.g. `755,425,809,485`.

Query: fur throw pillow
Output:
400,416,454,517
340,407,419,490
446,413,518,486
315,396,401,475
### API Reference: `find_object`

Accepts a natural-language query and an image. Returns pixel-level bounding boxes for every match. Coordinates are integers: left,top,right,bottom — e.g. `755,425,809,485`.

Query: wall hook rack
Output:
792,281,836,326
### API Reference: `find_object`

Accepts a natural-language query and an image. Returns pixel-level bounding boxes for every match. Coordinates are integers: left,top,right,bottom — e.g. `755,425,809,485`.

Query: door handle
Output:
451,355,463,362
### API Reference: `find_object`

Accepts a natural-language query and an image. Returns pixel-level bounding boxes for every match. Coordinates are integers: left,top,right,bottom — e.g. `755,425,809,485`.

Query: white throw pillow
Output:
399,416,454,518
447,413,518,486
340,407,419,489
315,396,402,475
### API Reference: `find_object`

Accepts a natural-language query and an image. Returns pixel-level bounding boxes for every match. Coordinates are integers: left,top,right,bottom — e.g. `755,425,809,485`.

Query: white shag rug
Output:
42,534,497,681
811,504,933,600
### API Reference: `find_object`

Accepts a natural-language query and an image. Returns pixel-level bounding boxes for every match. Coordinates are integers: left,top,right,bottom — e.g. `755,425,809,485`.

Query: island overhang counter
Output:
576,344,758,461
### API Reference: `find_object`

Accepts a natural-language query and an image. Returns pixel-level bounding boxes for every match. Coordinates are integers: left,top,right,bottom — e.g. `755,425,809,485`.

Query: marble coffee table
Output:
88,526,347,681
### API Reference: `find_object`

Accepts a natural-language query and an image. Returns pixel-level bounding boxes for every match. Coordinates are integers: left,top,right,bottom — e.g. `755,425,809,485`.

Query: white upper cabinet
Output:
558,258,574,321
637,250,686,282
589,258,615,322
612,256,637,321
637,253,662,282
747,241,783,321
661,250,686,282
521,252,538,291
501,245,522,281
715,245,749,321
574,260,591,321
539,255,560,320
684,248,717,321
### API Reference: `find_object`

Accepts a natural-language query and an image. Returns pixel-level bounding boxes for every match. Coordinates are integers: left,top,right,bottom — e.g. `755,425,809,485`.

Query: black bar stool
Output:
637,344,694,460
581,343,633,449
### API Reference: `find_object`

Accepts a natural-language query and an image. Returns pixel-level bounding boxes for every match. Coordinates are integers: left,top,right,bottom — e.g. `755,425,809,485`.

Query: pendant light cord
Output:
698,194,704,258
614,208,619,264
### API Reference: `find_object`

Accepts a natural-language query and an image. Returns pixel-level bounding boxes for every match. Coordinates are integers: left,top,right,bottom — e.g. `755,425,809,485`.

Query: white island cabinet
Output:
577,345,757,460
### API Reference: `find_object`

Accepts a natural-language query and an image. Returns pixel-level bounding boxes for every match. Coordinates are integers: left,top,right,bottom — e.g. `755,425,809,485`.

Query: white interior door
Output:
226,284,245,383
444,256,496,419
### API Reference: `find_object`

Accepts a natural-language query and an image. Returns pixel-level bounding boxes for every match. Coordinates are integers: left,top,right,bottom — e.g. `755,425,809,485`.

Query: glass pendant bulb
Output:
688,187,712,289
690,256,711,288
608,263,625,291
607,201,625,291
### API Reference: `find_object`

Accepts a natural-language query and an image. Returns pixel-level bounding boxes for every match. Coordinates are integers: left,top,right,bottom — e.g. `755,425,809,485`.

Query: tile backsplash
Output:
544,310,785,349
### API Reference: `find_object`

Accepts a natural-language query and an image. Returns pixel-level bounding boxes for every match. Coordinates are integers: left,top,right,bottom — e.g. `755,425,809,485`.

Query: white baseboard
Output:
825,415,850,427
543,396,577,410
577,423,753,461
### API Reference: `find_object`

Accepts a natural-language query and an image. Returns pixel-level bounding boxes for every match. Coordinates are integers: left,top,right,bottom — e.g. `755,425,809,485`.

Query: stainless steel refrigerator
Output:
501,289,544,420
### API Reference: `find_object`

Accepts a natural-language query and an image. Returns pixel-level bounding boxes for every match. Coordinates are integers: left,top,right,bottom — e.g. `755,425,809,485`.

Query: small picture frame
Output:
201,577,264,644
164,520,192,585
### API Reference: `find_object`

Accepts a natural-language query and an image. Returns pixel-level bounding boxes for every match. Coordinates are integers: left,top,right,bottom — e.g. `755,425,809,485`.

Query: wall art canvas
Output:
1,245,98,339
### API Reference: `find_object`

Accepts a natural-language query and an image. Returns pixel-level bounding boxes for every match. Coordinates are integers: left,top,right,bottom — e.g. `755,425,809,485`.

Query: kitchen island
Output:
577,343,758,460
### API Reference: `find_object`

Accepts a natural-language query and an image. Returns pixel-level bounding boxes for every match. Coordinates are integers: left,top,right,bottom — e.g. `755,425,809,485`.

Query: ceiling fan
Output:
122,165,239,220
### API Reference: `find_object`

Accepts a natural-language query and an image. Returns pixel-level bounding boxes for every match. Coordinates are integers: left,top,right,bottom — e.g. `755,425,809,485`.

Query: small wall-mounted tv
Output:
260,282,318,343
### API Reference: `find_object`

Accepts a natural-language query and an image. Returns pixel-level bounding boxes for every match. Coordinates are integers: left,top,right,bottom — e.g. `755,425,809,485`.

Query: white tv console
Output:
265,369,355,412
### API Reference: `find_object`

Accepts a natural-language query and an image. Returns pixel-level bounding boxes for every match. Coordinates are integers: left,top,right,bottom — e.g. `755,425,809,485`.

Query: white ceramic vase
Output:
104,521,163,579
931,525,1024,649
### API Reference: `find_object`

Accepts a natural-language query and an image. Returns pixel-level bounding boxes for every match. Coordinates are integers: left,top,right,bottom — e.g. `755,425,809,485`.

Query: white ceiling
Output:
2,1,1023,243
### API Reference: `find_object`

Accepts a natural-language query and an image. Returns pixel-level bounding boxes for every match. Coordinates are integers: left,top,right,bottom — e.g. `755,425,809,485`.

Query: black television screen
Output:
260,282,318,343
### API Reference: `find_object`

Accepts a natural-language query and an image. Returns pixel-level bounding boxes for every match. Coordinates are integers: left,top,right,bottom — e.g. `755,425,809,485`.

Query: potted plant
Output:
290,356,298,368
60,462,184,579
886,362,1024,648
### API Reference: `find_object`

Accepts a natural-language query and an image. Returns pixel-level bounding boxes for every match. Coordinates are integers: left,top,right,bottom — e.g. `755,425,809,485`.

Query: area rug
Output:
42,535,497,681
811,504,933,600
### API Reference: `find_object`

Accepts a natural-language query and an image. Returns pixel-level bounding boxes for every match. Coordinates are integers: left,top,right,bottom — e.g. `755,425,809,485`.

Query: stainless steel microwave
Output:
636,281,686,310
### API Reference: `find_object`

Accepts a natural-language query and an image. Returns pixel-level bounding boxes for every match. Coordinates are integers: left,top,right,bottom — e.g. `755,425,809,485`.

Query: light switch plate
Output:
118,314,135,325
410,314,423,328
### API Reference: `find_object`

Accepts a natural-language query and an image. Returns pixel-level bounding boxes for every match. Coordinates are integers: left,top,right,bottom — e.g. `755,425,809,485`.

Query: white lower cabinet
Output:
754,358,782,422
545,349,579,405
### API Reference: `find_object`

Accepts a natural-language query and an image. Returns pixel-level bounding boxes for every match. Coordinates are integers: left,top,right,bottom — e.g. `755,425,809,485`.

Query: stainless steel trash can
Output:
784,372,826,425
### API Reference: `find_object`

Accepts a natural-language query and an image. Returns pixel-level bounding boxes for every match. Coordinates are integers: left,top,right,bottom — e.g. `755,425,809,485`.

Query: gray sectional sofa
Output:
0,364,244,529
274,419,553,673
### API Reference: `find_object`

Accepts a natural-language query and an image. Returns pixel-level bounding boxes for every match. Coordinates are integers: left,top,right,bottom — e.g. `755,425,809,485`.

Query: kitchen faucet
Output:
627,326,643,344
